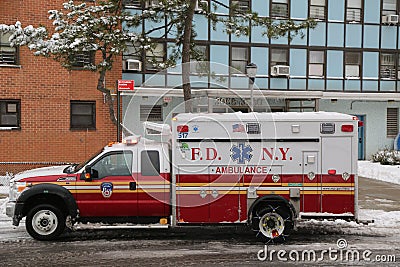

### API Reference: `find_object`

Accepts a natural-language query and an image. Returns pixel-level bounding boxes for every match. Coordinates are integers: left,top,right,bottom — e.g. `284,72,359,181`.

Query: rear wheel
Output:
251,204,293,243
26,204,65,241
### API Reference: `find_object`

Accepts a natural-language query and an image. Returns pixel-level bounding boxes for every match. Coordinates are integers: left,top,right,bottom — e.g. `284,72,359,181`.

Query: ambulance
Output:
6,112,359,242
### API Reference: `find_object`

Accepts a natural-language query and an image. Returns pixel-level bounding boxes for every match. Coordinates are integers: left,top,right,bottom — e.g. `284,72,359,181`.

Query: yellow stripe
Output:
70,189,167,194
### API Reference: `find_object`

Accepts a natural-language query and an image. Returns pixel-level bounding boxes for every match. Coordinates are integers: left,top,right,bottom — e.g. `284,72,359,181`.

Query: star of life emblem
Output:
230,143,253,164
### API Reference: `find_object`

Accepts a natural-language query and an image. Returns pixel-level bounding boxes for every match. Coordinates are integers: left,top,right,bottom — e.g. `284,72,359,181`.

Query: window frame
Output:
308,50,325,77
231,0,251,14
190,44,210,74
230,46,249,75
70,101,96,130
380,52,397,80
382,0,397,16
270,48,289,68
0,33,19,65
309,0,326,20
345,51,361,78
70,51,95,69
145,42,165,72
346,0,363,23
0,100,21,128
270,0,289,18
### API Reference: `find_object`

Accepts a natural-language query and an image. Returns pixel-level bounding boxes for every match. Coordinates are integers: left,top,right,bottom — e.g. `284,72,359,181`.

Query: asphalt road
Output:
0,177,399,266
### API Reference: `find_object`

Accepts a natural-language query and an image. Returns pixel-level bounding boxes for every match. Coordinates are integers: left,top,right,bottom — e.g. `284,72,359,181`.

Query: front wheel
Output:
26,204,65,241
251,204,293,243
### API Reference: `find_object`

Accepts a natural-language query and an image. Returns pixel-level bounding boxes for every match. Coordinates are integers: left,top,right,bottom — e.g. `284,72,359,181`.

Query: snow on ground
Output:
358,160,400,185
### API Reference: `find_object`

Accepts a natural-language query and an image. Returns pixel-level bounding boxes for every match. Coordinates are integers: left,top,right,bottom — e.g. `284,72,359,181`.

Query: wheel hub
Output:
258,212,285,239
32,210,58,235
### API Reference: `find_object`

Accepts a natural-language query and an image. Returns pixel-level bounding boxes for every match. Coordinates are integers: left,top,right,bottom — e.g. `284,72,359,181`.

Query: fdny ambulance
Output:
6,112,359,242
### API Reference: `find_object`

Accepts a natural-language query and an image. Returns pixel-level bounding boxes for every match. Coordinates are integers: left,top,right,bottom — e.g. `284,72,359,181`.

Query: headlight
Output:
9,181,26,201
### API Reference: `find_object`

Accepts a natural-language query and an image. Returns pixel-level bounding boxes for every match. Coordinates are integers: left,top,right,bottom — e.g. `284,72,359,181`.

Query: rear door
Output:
76,150,138,217
321,137,354,214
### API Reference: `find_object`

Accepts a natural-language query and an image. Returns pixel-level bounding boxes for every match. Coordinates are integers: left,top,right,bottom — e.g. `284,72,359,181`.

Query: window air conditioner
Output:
124,59,142,71
383,14,399,24
271,65,290,77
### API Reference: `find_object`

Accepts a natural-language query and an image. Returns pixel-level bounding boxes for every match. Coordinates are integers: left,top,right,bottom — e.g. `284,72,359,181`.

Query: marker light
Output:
328,169,336,175
177,125,189,133
341,124,354,132
123,135,141,145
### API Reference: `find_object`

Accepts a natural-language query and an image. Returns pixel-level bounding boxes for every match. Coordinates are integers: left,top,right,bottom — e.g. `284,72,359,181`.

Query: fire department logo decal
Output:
101,182,113,198
230,143,253,164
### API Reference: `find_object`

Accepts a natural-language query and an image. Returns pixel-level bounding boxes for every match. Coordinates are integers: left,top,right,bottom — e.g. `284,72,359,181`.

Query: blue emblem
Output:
101,182,113,198
230,143,253,164
193,125,199,133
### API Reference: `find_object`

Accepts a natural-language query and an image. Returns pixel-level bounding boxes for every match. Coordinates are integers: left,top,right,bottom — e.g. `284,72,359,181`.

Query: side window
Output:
141,150,160,176
91,151,133,179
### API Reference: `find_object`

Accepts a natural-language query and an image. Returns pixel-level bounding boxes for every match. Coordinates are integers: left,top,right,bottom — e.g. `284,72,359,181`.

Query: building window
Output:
145,43,165,71
231,0,250,13
0,100,20,128
123,0,142,8
70,52,94,68
191,45,209,74
270,48,288,68
308,50,325,77
286,99,317,112
140,105,162,121
70,101,96,129
382,0,397,15
271,0,289,18
346,0,362,22
387,108,398,137
309,0,326,20
380,53,396,79
231,46,248,74
0,33,18,65
345,52,361,78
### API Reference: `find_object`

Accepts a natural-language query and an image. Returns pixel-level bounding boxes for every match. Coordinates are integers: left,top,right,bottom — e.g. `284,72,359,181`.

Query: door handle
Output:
129,182,137,190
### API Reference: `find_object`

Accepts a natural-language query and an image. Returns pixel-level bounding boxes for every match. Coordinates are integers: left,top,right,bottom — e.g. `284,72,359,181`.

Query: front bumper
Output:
6,201,15,218
6,201,23,226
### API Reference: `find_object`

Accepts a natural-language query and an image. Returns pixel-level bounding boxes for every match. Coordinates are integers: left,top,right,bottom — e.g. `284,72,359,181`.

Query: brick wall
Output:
0,0,121,163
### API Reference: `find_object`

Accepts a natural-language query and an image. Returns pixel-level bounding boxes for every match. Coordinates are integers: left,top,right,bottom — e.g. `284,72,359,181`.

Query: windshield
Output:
74,148,104,172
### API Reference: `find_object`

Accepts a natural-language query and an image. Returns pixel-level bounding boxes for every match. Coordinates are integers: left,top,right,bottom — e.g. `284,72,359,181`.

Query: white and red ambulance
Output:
6,112,359,242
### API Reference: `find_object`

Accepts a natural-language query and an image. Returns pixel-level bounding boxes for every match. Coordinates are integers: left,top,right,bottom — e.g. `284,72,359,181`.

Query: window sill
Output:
0,127,21,131
0,64,21,69
70,128,97,131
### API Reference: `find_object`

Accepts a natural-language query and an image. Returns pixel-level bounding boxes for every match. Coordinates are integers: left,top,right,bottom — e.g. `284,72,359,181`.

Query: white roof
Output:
174,112,354,122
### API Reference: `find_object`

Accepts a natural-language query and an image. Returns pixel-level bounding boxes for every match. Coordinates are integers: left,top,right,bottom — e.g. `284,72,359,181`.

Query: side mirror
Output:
84,166,93,181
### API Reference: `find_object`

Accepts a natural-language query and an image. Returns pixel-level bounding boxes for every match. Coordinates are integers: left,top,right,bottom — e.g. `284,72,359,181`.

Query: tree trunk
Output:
181,0,196,113
97,69,117,126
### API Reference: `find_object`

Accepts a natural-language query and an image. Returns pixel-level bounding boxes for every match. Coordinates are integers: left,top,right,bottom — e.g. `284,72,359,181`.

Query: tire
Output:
251,204,293,243
26,204,66,241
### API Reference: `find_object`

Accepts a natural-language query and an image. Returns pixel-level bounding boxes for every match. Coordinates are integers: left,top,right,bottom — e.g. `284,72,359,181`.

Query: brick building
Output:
0,0,120,166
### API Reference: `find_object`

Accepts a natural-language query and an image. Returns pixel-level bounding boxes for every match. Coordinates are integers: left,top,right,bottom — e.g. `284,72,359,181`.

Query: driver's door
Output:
76,150,138,217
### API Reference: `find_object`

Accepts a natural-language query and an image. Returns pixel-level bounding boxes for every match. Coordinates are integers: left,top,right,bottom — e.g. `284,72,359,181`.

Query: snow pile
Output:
358,161,400,185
